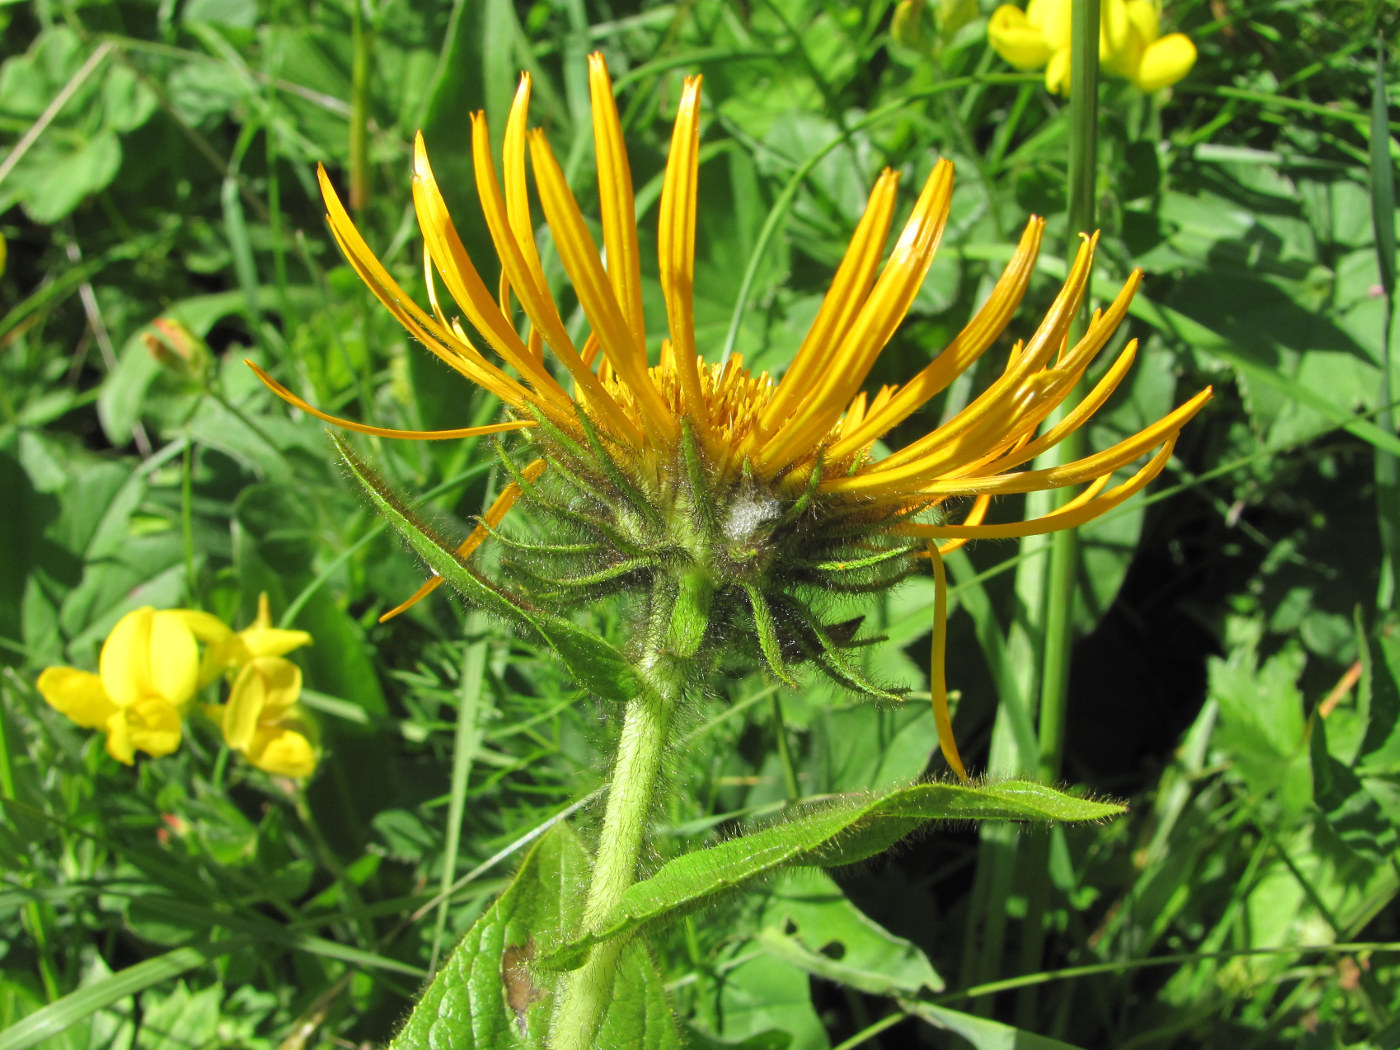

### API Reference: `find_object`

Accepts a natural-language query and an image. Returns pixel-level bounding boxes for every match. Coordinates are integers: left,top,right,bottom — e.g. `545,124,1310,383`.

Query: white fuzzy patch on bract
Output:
722,488,782,544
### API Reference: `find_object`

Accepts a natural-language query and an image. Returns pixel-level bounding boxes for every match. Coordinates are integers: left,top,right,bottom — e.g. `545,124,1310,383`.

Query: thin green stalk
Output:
1043,0,1100,787
1017,0,1101,1027
180,442,197,602
429,614,490,975
349,0,371,212
550,641,679,1049
967,0,1102,1016
769,692,800,802
1369,37,1398,610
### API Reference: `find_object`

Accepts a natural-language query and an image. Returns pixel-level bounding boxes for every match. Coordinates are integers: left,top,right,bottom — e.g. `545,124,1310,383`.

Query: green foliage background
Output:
1,0,1398,1047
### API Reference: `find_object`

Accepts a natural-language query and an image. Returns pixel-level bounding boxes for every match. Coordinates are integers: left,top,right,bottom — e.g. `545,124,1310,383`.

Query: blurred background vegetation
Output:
1,0,1398,1047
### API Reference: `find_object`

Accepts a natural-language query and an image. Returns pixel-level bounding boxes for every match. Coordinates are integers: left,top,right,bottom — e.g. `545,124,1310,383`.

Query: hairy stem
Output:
550,666,677,1048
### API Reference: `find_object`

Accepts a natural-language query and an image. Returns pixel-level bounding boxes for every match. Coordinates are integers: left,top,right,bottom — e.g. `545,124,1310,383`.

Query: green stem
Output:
550,666,678,1049
1041,0,1100,785
349,0,371,212
770,692,800,802
1017,0,1100,1027
969,0,1102,1013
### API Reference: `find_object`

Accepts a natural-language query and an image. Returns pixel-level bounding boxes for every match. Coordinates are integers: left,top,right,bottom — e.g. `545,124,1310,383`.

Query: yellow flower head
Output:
205,656,318,778
989,0,1196,95
37,607,200,764
253,56,1209,778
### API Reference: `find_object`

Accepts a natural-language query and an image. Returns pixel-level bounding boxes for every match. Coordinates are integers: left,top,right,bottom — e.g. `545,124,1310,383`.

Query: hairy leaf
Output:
541,780,1121,970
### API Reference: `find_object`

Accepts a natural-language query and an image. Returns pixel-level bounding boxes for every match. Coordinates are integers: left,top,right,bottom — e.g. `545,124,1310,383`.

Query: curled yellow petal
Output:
99,607,154,707
927,545,968,781
246,360,535,441
1099,0,1131,62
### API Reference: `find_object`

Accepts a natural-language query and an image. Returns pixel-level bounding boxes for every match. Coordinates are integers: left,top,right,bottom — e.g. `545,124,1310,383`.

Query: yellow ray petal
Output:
379,459,548,622
905,386,1210,499
657,75,708,434
762,169,902,432
246,360,535,441
589,53,647,361
827,237,1111,494
827,216,1046,458
504,74,553,303
320,167,534,409
528,129,676,438
965,339,1139,477
894,434,1180,541
410,138,565,407
470,114,638,441
935,492,992,555
757,160,955,472
927,545,968,780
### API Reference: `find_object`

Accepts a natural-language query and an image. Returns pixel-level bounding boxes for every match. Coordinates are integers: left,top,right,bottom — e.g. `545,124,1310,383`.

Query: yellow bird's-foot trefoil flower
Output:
204,656,319,779
989,0,1196,95
37,607,201,764
253,55,1210,780
195,592,314,685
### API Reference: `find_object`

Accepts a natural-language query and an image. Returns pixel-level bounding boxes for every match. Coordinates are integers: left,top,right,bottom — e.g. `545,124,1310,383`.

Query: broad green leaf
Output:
596,943,685,1050
541,780,1121,970
903,1000,1090,1050
332,435,641,704
391,821,682,1049
708,951,827,1050
756,870,943,996
1210,632,1313,816
390,822,588,1050
15,131,122,224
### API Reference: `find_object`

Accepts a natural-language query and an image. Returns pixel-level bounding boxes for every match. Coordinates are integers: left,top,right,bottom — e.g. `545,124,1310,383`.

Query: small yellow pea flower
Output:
989,0,1195,95
37,607,201,764
196,592,313,685
205,656,319,778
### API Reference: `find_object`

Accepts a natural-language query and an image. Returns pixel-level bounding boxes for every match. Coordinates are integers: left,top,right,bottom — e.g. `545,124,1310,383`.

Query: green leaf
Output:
332,434,641,704
902,1000,1091,1050
706,951,827,1050
596,943,686,1050
540,780,1121,970
16,131,122,224
390,822,589,1050
756,870,943,996
100,63,156,134
390,823,682,1049
1210,633,1313,816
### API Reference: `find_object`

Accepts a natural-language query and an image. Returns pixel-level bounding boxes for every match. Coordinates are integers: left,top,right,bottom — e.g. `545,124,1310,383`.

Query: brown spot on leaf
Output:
502,939,547,1035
